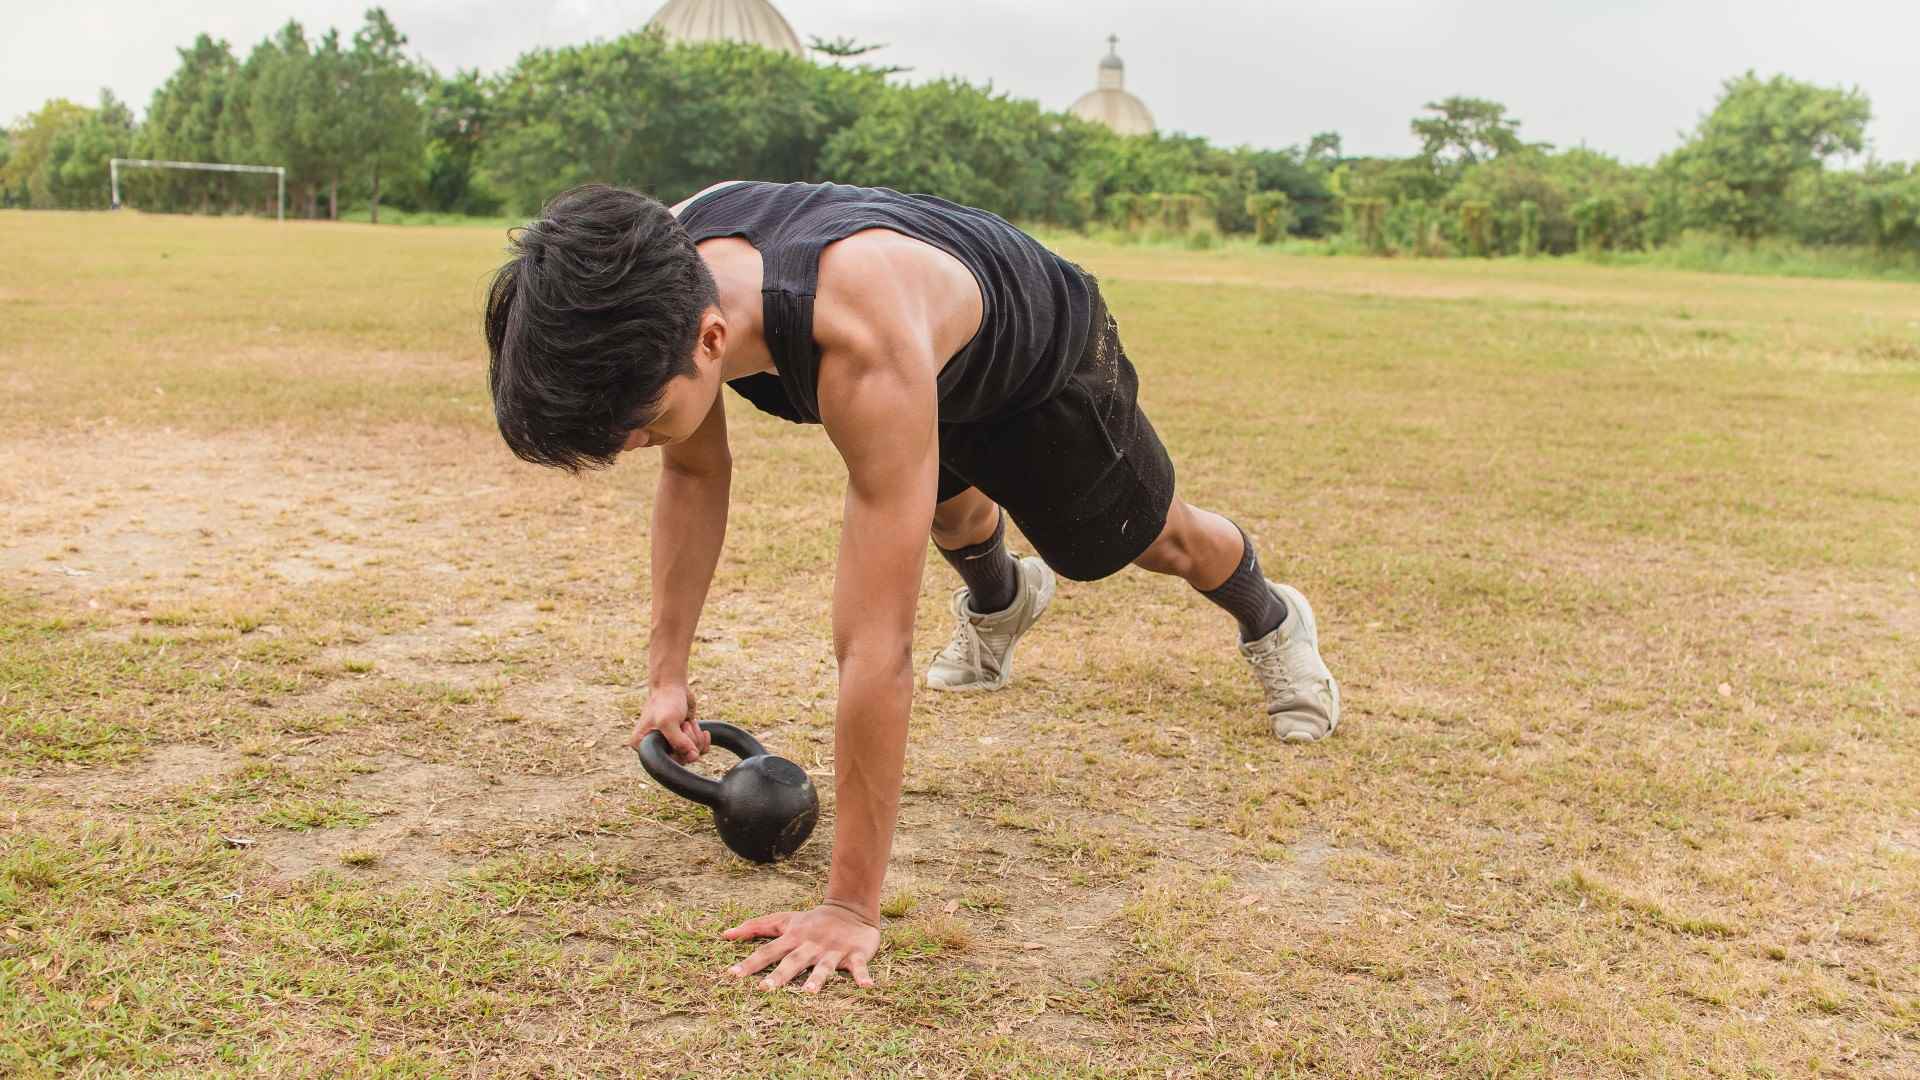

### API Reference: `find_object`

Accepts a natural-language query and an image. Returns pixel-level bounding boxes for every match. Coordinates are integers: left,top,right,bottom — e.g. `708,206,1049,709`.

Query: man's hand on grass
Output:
628,683,710,764
724,904,881,992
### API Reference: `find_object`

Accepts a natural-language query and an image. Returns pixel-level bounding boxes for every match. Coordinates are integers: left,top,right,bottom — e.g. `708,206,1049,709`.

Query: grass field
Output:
3,209,1918,1077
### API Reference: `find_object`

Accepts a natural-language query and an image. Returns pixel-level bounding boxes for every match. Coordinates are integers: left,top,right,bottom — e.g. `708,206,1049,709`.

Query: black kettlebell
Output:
636,721,819,864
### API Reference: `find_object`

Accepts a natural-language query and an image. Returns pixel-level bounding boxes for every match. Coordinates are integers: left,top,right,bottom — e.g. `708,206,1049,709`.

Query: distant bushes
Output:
7,17,1915,276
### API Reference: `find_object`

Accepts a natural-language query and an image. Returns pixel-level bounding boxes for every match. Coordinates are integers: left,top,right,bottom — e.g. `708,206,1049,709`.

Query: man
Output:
484,181,1339,993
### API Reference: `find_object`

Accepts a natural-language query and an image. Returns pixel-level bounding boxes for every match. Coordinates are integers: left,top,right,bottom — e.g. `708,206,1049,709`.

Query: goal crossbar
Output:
109,158,287,221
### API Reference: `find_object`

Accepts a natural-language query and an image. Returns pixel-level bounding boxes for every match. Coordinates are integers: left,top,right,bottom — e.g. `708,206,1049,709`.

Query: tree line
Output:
3,7,1915,260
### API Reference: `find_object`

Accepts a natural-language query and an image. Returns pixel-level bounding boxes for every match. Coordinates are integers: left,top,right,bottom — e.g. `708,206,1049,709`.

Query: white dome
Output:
1071,90,1156,137
1070,36,1154,136
647,0,805,57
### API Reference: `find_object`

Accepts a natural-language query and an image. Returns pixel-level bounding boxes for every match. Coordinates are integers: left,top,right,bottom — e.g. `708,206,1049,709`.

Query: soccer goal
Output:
109,158,288,221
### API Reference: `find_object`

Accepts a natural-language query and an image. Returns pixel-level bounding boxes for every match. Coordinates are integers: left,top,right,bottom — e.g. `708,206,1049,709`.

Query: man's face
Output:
619,363,720,451
620,311,725,452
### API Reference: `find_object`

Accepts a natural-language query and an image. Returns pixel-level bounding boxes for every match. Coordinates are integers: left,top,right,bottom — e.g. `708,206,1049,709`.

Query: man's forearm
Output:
648,463,730,688
824,649,913,922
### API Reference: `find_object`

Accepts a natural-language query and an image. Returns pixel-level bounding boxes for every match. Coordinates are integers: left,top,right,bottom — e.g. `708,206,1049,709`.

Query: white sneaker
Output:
925,556,1056,692
1241,582,1340,742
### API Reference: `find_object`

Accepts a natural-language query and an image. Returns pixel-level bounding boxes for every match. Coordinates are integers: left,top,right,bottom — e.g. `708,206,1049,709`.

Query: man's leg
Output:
924,486,1056,692
930,486,1018,614
1134,497,1340,742
1131,500,1286,643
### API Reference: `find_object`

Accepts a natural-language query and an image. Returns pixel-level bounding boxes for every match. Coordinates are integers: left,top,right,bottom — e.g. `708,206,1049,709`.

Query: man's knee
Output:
932,489,999,548
1134,501,1197,576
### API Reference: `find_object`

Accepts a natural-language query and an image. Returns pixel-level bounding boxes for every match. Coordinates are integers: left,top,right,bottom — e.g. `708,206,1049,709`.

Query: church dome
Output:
647,0,806,58
1070,35,1155,137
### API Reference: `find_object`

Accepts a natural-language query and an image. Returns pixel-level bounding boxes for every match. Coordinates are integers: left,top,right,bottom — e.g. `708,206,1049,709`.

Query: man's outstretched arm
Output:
819,339,939,923
723,291,940,992
630,392,731,762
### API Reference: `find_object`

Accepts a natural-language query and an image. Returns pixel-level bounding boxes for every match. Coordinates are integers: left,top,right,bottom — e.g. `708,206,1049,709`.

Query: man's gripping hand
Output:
628,683,711,764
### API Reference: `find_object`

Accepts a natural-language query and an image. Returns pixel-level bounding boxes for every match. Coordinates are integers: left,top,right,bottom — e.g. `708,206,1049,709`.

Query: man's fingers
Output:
722,912,791,943
731,936,798,979
659,721,701,764
682,719,711,756
849,955,875,989
802,951,843,994
760,946,817,991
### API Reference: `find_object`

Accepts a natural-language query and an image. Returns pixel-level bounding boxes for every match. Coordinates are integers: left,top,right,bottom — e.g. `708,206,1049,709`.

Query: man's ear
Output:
698,308,727,367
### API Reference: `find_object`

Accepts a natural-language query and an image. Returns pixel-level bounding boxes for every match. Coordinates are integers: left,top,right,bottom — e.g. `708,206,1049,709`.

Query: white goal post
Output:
109,158,288,221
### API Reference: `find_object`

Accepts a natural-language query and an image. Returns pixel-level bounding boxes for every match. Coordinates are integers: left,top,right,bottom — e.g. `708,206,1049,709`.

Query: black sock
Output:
938,512,1019,614
1199,527,1286,643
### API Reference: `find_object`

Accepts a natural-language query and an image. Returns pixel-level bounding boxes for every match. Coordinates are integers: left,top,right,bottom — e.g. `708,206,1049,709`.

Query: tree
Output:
1785,166,1875,247
483,32,674,213
1306,131,1342,165
2,98,92,207
1450,147,1651,254
807,35,908,75
133,34,241,211
347,8,425,223
247,23,322,215
420,68,498,214
45,91,136,208
1245,144,1337,236
0,93,134,210
307,28,358,218
1411,97,1531,170
1330,154,1449,206
821,78,1079,222
213,44,269,212
484,32,891,214
1660,72,1871,242
1860,162,1920,253
0,129,15,206
247,21,355,218
1067,130,1252,232
656,40,886,198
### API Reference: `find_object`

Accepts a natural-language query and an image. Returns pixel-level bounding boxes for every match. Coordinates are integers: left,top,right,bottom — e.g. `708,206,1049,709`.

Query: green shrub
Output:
1345,196,1389,254
1246,191,1295,244
1574,194,1622,253
1459,200,1493,257
1518,200,1541,256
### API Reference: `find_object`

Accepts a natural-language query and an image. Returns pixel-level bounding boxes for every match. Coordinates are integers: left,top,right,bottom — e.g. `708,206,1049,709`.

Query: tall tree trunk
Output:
306,186,319,220
370,168,380,225
328,177,338,221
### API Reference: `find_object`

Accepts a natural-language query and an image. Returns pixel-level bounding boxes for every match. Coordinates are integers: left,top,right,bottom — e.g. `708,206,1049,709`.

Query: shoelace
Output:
935,592,990,677
1247,642,1302,711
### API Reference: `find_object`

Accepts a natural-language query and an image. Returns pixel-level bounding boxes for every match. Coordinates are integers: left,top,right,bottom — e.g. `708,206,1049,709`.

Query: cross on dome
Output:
1074,32,1154,135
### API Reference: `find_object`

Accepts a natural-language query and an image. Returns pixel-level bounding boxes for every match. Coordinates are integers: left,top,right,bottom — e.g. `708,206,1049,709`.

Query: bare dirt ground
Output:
3,212,1919,1077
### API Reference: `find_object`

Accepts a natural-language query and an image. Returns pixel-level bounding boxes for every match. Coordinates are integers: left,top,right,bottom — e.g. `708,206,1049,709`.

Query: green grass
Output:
1,208,1918,1076
334,206,526,230
1032,223,1920,283
1600,231,1920,282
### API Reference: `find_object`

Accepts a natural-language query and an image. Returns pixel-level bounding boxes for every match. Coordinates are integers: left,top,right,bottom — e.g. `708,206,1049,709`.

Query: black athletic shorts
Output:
936,290,1176,582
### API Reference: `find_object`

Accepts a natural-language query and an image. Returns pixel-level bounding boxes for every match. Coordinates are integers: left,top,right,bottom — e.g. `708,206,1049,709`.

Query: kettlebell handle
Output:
635,720,768,808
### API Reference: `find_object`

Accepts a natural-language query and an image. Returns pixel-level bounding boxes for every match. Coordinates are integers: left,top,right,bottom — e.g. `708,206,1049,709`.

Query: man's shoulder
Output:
816,227,911,275
670,179,750,217
814,229,980,373
811,247,907,367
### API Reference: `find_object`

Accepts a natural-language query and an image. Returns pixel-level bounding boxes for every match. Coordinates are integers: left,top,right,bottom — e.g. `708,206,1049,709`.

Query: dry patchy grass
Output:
2,209,1918,1076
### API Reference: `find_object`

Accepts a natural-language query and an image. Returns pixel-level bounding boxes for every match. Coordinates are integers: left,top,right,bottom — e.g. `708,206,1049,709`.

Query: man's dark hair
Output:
485,185,718,471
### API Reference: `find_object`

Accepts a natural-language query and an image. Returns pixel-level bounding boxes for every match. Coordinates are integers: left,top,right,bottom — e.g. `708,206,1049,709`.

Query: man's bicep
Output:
818,344,939,508
819,354,940,658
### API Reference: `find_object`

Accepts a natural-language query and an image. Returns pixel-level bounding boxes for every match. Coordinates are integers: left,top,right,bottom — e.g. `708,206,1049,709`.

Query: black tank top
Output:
677,181,1094,426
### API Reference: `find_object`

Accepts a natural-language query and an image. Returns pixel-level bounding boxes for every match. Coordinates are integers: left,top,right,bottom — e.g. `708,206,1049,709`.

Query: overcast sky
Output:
7,0,1915,165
